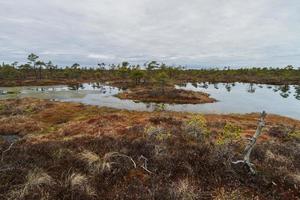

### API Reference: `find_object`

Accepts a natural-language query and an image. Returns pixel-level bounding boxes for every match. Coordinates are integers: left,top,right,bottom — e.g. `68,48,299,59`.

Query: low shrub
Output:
144,125,172,141
216,123,241,145
183,115,209,141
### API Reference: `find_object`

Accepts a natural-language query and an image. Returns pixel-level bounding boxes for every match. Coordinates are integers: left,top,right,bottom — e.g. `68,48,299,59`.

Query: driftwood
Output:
232,111,267,174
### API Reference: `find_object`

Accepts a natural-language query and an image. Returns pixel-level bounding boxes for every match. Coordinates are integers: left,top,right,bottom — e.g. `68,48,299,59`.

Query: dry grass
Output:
78,150,110,173
171,179,199,200
0,115,43,136
8,168,55,200
213,187,253,200
62,172,96,198
78,150,136,174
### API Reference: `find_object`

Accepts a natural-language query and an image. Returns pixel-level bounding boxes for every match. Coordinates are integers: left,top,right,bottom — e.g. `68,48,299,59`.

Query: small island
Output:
116,87,216,104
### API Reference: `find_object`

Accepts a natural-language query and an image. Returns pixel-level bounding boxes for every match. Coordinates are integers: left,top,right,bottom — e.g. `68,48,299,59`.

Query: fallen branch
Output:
232,111,267,175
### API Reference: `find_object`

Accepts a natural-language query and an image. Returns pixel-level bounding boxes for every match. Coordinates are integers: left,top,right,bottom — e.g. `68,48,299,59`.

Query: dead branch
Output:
232,111,267,175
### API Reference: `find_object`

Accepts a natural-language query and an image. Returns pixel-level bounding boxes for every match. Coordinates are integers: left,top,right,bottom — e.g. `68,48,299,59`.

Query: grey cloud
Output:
1,0,300,67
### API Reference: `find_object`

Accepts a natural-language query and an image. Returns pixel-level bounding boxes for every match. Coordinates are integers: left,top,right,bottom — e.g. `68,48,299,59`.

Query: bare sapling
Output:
232,111,267,174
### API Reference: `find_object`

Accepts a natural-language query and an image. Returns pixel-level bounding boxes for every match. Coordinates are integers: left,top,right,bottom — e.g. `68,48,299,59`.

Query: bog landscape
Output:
0,56,299,199
1,1,300,199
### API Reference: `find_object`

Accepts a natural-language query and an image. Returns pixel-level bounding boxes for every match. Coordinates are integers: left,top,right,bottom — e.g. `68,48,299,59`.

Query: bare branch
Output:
232,111,267,175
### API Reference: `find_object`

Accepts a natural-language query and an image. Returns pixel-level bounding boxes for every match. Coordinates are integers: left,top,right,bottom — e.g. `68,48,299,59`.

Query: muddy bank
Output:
116,87,216,104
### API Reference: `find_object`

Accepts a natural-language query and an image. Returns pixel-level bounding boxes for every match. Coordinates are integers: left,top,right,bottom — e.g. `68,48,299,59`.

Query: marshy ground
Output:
0,98,299,199
116,86,216,104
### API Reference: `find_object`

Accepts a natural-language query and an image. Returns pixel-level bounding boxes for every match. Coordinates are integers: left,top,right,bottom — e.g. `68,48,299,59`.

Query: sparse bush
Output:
216,122,241,145
183,115,209,141
144,125,172,141
288,130,300,141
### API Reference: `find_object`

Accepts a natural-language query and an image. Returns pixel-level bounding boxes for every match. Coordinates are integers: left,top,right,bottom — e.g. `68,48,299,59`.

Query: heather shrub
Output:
183,115,209,141
216,123,241,145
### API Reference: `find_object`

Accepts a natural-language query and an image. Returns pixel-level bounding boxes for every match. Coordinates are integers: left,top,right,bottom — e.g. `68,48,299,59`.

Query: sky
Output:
1,0,300,68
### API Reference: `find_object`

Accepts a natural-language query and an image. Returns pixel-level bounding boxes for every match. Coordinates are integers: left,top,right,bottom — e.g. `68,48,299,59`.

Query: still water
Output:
0,82,300,119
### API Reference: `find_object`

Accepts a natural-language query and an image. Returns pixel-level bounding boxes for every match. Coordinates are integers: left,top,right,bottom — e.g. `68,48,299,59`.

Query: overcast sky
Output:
1,0,300,68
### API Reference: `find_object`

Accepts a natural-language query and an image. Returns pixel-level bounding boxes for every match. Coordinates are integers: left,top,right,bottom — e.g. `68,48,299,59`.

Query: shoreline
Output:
1,78,300,88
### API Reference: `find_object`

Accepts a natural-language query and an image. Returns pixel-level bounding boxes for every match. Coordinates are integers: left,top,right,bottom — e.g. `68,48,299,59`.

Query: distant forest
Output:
1,53,300,85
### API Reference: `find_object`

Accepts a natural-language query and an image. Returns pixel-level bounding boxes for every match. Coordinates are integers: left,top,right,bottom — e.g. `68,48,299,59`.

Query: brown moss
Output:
117,87,216,104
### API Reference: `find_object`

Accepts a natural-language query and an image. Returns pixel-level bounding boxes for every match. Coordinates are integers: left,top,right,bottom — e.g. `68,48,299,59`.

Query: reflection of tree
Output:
273,85,280,92
199,82,208,89
191,83,198,88
92,82,102,89
214,83,219,89
99,86,106,94
279,85,290,98
225,83,232,92
177,83,186,87
247,83,256,93
294,85,300,100
79,84,85,90
68,83,83,91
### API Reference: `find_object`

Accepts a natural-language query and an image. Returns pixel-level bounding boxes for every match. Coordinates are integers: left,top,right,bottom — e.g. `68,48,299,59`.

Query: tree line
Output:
1,53,300,85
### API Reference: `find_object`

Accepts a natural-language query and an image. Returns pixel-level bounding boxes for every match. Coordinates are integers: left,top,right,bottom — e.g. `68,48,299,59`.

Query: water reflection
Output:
294,85,300,100
224,83,232,92
1,82,300,119
175,82,300,102
247,83,256,93
279,85,291,98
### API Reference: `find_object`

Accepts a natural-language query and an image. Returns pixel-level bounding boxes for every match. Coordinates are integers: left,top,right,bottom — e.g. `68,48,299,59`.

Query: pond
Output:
0,82,300,119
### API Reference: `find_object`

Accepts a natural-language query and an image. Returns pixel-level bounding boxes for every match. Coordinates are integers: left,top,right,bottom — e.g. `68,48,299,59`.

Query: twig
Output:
139,155,153,174
108,152,137,168
1,142,16,162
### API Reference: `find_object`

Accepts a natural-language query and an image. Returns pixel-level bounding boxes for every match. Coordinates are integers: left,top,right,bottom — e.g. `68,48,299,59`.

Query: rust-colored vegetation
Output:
0,98,300,199
116,86,216,104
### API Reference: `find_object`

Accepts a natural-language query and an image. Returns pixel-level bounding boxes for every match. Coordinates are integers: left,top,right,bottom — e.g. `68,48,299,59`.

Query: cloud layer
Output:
1,0,300,67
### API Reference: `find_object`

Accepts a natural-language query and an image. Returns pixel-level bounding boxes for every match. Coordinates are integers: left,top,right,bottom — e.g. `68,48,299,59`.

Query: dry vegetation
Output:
116,87,216,104
0,98,300,199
